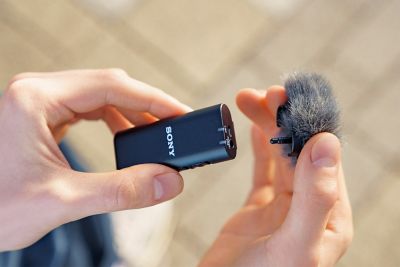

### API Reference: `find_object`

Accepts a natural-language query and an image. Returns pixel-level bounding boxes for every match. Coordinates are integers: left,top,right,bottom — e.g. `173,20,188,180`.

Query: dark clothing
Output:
0,142,119,267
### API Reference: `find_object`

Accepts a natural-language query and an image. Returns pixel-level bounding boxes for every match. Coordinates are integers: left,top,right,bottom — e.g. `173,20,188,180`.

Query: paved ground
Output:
1,0,400,266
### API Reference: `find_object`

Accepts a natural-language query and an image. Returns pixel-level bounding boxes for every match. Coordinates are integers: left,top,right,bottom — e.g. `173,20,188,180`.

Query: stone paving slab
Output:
10,0,103,51
253,0,367,74
127,0,268,85
73,34,191,104
354,78,400,157
332,0,400,85
0,2,67,63
338,174,400,267
161,237,199,267
1,0,400,266
342,132,386,208
0,23,52,91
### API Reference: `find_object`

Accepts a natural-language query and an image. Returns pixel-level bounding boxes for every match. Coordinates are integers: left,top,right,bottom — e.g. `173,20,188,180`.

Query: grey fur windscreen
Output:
271,72,341,160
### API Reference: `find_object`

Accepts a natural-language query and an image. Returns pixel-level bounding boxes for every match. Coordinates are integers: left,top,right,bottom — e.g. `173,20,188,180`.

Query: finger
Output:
61,69,192,116
8,72,60,86
245,125,275,206
62,164,184,220
52,123,70,143
252,124,273,186
236,88,271,131
10,70,80,81
277,133,340,249
75,106,156,132
117,107,158,126
8,70,102,88
102,107,133,134
325,166,353,234
246,125,276,205
223,192,291,237
74,106,133,134
266,86,287,119
236,86,286,136
20,69,191,127
237,87,293,196
320,228,352,267
321,166,353,263
325,167,353,232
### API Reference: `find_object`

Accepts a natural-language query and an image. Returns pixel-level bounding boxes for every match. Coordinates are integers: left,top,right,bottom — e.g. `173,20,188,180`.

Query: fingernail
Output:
311,134,340,168
154,179,164,200
154,173,181,200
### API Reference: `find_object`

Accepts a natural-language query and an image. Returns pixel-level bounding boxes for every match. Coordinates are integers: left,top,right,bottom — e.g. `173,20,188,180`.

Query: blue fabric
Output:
0,142,120,267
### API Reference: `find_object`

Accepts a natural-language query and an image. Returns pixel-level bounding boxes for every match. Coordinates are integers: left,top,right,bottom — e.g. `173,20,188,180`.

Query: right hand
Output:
0,69,191,251
199,87,353,267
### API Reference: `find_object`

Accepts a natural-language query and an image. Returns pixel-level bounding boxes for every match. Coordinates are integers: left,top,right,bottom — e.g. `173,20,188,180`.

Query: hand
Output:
199,87,353,267
0,69,191,251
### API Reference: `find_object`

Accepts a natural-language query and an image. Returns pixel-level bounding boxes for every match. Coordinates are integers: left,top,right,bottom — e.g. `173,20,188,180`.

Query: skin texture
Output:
198,87,353,267
0,69,191,251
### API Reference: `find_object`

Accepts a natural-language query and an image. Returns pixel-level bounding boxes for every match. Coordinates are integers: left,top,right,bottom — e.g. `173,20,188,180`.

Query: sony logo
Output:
165,126,175,157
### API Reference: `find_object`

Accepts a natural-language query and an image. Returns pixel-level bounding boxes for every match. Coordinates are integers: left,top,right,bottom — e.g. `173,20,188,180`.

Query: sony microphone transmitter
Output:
114,104,237,171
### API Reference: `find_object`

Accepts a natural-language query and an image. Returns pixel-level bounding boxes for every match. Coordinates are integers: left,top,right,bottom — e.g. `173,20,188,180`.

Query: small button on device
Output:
191,162,207,168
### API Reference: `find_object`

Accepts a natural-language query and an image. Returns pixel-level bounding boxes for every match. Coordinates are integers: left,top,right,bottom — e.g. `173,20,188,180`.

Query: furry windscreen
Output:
273,72,341,159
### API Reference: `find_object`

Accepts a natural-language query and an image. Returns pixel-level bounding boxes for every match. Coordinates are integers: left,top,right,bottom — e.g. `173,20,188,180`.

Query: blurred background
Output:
1,0,400,266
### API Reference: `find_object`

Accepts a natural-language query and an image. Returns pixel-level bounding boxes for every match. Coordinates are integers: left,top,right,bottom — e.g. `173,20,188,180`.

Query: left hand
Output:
0,69,190,251
199,87,353,267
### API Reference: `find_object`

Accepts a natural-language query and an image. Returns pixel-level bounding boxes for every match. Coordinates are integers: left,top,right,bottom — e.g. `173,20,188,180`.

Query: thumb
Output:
64,164,183,219
278,133,340,250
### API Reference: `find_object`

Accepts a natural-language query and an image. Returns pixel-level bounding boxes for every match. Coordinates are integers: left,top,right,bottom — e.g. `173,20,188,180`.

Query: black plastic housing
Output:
114,104,237,171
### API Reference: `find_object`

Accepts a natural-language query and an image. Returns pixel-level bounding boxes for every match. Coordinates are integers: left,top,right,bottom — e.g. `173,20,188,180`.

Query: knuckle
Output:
38,178,77,223
108,177,139,211
7,78,42,96
5,78,44,106
7,78,31,94
2,78,47,123
293,249,320,267
308,178,338,208
343,224,354,249
9,72,31,84
99,68,128,82
334,228,354,259
308,256,319,267
303,249,320,267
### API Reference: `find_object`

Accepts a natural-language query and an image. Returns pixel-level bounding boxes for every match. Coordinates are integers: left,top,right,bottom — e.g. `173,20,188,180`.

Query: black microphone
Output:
114,104,237,171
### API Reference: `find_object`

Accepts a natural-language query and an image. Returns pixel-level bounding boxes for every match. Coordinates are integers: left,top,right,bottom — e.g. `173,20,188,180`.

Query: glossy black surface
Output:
114,104,237,171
